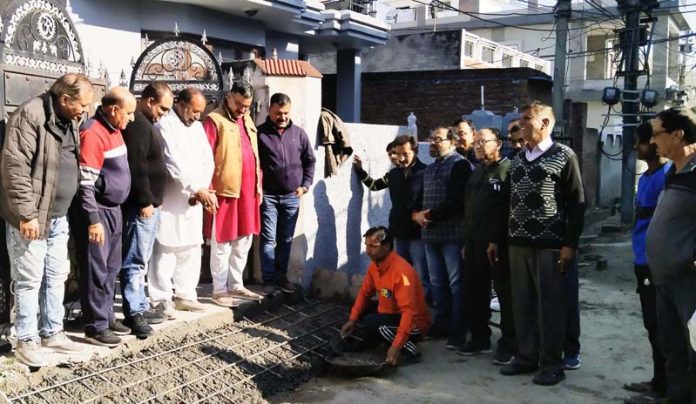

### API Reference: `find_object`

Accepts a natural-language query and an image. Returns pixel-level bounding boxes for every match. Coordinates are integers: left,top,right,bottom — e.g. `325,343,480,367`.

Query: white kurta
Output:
155,111,215,248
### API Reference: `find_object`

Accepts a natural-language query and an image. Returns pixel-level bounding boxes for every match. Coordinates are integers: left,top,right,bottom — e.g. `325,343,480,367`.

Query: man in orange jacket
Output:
341,226,431,365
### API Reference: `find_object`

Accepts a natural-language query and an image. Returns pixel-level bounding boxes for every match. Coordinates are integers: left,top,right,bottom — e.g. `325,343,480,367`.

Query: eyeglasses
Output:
652,128,672,137
474,139,499,146
428,137,449,143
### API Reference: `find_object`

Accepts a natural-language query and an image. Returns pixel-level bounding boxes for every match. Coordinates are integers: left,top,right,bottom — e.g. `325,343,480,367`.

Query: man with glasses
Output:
453,118,479,165
412,127,472,349
340,226,430,365
353,135,431,301
203,82,263,308
645,107,696,404
459,128,516,366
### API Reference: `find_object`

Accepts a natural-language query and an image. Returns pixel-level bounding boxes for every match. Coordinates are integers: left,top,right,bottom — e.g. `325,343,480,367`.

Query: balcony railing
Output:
461,30,551,74
323,0,376,16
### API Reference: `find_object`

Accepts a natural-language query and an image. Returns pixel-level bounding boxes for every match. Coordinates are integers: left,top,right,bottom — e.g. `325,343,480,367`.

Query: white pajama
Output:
210,229,253,295
148,241,201,302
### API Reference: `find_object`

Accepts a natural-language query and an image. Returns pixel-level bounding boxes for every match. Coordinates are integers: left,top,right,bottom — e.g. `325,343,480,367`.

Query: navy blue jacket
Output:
257,118,316,195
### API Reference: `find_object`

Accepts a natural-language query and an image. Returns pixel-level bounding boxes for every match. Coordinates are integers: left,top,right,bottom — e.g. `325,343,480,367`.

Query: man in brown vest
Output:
202,82,263,307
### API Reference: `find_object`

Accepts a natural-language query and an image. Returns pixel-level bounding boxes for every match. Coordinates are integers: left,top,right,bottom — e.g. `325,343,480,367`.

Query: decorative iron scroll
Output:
132,40,220,91
3,0,82,64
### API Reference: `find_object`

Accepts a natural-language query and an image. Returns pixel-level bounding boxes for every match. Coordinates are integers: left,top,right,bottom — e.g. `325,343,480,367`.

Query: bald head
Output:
101,86,136,130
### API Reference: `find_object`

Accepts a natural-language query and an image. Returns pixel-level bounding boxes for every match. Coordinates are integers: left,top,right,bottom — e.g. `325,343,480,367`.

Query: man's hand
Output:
487,243,499,267
413,210,431,228
558,246,576,273
19,219,40,241
195,189,218,214
139,204,155,218
88,223,105,245
340,320,356,337
352,155,363,170
294,186,306,198
386,346,401,366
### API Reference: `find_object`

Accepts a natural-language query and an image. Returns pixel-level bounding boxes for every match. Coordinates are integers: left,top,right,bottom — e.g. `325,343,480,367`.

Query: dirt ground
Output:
272,214,653,404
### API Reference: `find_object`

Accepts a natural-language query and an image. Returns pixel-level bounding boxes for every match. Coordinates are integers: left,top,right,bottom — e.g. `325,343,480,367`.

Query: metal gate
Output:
129,36,224,113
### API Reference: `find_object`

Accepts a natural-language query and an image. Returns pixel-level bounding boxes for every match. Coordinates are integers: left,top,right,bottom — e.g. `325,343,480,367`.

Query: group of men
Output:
0,73,315,367
347,102,583,385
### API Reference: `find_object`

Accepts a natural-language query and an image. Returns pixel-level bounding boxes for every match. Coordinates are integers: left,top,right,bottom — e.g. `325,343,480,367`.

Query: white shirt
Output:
155,111,215,247
524,135,554,162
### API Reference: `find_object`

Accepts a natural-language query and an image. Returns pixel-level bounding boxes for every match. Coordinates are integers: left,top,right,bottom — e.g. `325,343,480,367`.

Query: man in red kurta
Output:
203,83,263,307
341,226,431,365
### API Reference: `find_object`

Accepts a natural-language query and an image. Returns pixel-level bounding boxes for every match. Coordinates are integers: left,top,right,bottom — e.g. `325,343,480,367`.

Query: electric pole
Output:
618,0,642,225
552,0,571,128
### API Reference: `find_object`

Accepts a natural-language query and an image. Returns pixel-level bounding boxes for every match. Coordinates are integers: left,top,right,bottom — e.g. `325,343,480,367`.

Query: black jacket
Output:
354,158,426,239
121,110,168,208
462,158,510,243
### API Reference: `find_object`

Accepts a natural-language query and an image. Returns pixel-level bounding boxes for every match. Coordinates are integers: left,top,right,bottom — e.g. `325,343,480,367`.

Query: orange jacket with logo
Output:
349,251,431,349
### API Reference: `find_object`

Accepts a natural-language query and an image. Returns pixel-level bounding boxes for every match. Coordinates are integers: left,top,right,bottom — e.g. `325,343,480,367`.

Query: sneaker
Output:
262,283,276,296
277,279,297,294
212,294,240,308
456,341,492,356
623,381,654,394
399,351,422,366
623,392,665,404
533,369,566,386
227,288,263,301
445,336,465,351
142,308,167,325
492,351,514,366
154,300,176,320
500,362,539,376
85,329,121,348
123,314,154,338
41,332,84,354
563,354,582,370
15,339,46,367
490,296,500,312
109,319,131,336
173,297,206,312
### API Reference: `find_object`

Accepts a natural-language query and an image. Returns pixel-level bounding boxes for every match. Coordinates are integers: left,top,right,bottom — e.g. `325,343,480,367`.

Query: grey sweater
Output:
646,155,696,284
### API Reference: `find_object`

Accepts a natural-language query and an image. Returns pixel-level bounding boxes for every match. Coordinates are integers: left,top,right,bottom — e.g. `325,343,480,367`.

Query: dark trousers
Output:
635,265,667,394
75,206,123,333
564,259,581,358
463,240,493,345
490,243,517,356
362,313,423,355
509,246,568,372
655,276,696,403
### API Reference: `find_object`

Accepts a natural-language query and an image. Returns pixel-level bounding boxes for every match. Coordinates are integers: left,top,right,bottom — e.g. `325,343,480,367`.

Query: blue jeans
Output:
424,241,464,338
120,205,160,318
260,194,301,284
6,216,70,341
394,238,431,301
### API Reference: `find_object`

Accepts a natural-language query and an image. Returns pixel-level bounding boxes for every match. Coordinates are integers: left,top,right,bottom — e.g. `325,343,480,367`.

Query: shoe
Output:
123,314,154,338
109,319,131,335
277,279,297,294
490,296,500,312
262,283,276,296
154,300,176,320
173,297,206,312
85,329,121,348
563,354,581,370
445,336,465,351
41,332,84,354
492,351,514,366
500,362,539,376
212,294,240,308
623,381,654,394
456,341,492,356
399,351,422,366
624,392,665,404
142,308,167,324
533,369,566,386
227,288,263,301
15,339,46,367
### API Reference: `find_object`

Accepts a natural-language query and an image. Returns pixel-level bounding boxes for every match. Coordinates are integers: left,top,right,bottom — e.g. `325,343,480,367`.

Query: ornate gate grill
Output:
130,37,224,109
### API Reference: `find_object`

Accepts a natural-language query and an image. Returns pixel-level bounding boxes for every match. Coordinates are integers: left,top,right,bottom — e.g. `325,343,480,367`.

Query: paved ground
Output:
272,214,652,404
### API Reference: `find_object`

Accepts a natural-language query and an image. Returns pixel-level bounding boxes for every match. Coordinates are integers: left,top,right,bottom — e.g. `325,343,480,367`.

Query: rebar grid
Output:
9,300,344,404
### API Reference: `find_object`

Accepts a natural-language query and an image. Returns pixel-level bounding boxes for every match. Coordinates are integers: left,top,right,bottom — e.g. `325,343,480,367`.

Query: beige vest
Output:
206,107,261,198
